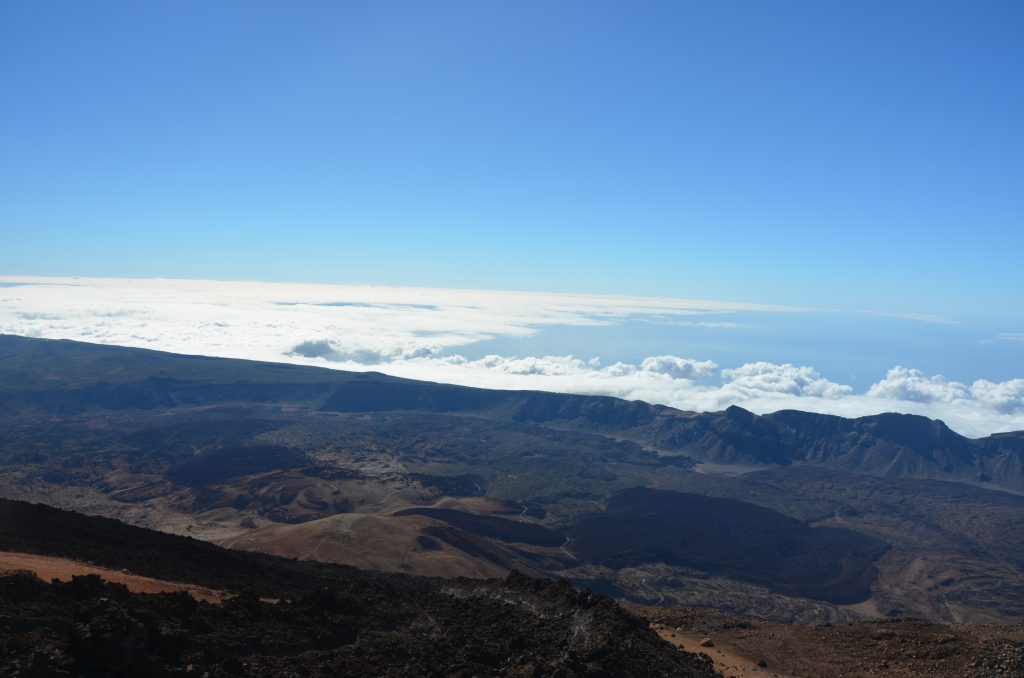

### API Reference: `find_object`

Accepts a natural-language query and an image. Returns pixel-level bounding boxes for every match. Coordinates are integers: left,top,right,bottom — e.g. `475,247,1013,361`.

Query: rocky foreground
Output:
3,498,1023,677
0,570,719,677
0,499,715,677
639,605,1024,678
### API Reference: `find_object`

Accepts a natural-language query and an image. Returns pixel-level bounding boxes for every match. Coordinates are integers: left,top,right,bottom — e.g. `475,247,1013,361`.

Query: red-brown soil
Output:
638,605,1024,678
0,550,225,602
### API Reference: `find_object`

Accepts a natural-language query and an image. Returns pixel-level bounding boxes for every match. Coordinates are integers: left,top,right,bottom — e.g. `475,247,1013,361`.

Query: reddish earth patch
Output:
653,625,780,677
0,550,225,602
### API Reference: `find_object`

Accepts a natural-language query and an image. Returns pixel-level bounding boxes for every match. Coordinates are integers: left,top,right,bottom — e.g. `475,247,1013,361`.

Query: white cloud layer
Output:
1,275,1022,438
869,367,1024,414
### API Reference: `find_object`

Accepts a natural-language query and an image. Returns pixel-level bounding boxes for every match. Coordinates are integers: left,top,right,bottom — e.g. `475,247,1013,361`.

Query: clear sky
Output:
2,1,1022,321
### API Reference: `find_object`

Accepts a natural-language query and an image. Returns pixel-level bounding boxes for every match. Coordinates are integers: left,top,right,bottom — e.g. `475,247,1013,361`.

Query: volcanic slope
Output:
0,498,717,677
640,605,1024,678
1,335,1023,624
2,335,1022,491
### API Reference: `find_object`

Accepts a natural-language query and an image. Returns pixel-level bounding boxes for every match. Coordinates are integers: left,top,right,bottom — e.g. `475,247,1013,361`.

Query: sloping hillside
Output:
0,499,717,677
1,335,1023,625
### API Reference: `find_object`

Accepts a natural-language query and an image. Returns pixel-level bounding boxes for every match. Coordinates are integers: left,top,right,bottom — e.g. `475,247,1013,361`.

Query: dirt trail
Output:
0,551,225,602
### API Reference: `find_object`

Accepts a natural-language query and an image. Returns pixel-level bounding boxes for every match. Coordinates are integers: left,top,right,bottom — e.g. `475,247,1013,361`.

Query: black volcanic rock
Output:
0,499,717,677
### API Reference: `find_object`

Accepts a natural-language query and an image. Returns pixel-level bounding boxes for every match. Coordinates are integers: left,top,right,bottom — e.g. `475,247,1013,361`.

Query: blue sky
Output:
2,1,1022,322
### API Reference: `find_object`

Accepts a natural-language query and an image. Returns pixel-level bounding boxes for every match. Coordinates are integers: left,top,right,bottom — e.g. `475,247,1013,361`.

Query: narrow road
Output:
363,485,409,510
941,593,963,623
306,531,334,561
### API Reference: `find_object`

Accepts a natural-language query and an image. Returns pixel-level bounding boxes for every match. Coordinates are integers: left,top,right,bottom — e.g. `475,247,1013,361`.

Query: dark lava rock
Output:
0,498,718,676
0,570,719,677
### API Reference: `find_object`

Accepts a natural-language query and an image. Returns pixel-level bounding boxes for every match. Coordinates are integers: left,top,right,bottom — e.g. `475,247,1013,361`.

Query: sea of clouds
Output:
1,275,1022,438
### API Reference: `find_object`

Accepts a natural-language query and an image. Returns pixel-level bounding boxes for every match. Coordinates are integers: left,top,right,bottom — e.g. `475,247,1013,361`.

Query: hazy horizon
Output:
2,274,1022,438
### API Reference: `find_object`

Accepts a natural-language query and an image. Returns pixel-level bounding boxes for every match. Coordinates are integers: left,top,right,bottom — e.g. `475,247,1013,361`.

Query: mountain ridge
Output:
2,335,1023,624
3,334,1019,492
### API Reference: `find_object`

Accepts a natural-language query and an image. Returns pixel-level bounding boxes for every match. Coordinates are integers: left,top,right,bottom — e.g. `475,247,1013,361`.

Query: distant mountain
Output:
1,334,1023,625
606,405,1024,488
319,380,1024,490
1,334,1021,491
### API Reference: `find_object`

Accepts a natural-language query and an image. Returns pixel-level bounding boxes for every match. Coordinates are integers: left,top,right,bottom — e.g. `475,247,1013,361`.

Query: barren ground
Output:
0,550,225,602
638,605,1024,678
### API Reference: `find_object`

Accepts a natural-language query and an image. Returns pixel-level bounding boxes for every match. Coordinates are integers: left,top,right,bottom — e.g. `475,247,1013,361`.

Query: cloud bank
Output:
1,275,1022,438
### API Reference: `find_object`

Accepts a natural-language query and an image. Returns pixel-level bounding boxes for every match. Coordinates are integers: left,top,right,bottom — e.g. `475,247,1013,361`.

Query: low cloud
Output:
1,275,1022,437
640,355,718,380
386,356,1024,437
290,339,341,360
289,339,440,364
867,367,971,403
721,362,853,399
866,367,1024,415
971,379,1024,414
434,353,717,383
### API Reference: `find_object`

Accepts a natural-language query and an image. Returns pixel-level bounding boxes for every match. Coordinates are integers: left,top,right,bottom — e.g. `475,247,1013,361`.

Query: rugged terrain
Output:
0,499,717,677
3,499,1020,677
639,605,1024,678
1,335,1023,625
